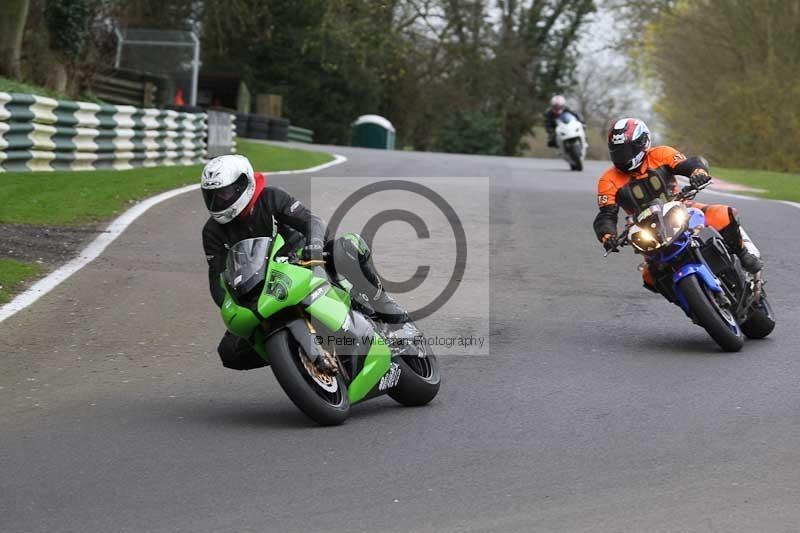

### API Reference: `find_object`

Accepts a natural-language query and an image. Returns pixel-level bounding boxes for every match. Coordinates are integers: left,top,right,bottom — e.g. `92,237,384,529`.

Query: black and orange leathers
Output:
592,146,745,287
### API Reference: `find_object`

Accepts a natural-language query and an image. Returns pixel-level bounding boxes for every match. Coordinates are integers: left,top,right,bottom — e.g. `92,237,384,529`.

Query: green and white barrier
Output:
0,92,207,172
287,125,313,143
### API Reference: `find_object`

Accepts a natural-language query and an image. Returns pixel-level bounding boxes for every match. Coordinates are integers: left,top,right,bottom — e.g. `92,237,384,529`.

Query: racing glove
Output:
602,233,619,253
301,239,324,261
689,171,711,189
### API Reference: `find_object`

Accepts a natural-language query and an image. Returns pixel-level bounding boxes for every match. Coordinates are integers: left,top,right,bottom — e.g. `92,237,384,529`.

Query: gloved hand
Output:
602,233,619,253
301,240,324,261
689,171,711,189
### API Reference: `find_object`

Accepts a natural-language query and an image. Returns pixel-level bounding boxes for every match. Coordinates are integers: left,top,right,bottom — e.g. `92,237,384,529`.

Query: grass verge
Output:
0,139,333,225
0,139,332,307
0,259,41,304
239,139,332,174
0,76,98,101
715,167,800,203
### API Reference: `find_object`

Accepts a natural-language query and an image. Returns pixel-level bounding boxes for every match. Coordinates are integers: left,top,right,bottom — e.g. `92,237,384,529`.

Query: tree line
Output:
0,0,595,154
614,0,800,173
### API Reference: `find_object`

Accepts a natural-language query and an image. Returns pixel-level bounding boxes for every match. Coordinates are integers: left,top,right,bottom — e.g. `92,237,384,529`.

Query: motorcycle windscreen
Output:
634,202,687,246
662,203,690,237
223,237,273,296
558,112,577,124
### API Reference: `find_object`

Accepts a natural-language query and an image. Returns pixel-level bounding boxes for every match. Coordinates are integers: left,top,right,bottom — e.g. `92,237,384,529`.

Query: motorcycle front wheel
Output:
267,329,350,426
565,140,583,171
678,275,744,352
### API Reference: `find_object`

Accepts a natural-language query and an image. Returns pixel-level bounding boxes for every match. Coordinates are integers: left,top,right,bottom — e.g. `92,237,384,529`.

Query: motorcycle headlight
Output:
663,204,690,239
639,228,656,242
630,225,661,252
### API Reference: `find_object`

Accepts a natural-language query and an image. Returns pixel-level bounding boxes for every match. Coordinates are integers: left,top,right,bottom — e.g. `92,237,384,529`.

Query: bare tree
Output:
491,0,596,154
571,57,647,130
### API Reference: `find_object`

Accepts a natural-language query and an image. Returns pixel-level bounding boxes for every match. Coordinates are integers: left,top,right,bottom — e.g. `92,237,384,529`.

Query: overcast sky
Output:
576,3,659,132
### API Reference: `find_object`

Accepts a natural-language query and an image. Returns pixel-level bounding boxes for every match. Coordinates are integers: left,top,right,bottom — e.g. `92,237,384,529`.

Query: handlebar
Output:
603,230,630,257
675,180,711,201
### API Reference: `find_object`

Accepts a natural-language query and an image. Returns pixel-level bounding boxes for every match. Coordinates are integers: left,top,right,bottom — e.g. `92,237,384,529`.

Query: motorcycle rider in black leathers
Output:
544,94,584,148
201,155,408,370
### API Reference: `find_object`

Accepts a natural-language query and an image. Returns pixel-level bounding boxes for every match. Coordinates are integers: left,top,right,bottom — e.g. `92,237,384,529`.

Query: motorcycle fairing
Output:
687,206,705,229
556,115,584,141
221,282,261,337
347,338,392,403
654,232,692,263
219,232,396,406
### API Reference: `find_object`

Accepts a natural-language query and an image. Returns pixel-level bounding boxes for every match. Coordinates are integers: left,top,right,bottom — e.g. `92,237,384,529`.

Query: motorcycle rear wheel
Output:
678,275,744,352
741,289,776,339
267,330,350,426
388,340,441,407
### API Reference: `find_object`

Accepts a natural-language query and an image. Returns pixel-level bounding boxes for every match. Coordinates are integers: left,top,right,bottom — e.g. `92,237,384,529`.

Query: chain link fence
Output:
114,29,200,107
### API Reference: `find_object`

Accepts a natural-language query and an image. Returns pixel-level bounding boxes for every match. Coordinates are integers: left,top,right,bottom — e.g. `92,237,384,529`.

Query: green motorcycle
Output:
219,234,441,425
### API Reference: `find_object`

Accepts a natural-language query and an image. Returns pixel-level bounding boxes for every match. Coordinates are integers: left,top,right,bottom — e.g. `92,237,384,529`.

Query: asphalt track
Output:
2,145,799,532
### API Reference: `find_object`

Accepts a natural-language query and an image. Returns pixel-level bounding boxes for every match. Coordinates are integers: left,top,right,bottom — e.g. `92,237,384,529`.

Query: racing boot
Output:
736,227,763,274
722,224,762,274
719,211,762,275
352,278,410,325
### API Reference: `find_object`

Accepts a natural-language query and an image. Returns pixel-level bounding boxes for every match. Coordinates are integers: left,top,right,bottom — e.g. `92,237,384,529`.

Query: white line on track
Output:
266,154,347,175
0,154,348,324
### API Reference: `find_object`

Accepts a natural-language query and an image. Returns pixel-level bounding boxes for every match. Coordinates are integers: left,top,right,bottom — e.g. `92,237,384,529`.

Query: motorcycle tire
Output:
741,290,776,339
388,342,441,407
678,275,744,352
566,141,583,171
247,129,269,140
266,329,350,426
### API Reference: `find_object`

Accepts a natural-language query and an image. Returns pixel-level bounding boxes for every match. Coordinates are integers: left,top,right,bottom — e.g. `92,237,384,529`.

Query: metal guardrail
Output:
0,92,211,172
287,125,313,143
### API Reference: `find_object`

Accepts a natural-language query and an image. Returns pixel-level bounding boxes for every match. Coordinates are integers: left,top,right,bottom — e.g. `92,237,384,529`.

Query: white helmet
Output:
550,94,567,109
201,155,255,224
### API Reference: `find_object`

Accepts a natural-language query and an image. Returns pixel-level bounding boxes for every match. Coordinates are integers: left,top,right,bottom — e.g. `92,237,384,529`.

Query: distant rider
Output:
544,95,584,148
201,154,408,370
593,118,762,291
